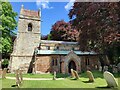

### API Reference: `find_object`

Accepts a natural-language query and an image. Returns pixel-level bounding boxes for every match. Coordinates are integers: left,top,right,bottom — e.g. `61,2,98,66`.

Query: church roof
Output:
35,50,96,55
40,40,78,45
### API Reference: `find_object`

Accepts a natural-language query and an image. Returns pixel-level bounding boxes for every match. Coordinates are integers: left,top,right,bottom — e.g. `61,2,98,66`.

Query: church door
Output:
68,60,76,73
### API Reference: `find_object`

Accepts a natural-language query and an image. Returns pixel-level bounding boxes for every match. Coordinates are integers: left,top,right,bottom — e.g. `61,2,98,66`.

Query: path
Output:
6,77,65,80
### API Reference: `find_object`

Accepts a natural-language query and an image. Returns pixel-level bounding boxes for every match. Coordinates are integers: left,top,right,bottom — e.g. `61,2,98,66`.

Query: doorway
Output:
68,60,76,73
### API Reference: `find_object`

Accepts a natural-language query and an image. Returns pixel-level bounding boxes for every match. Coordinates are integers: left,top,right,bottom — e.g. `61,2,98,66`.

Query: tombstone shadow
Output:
82,81,94,83
96,86,112,89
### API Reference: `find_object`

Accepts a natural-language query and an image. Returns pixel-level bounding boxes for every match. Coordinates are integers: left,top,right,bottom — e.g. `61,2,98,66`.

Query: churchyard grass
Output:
1,71,120,89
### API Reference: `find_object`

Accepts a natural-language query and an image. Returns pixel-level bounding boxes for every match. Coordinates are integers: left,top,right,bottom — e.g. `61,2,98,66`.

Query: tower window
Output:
28,23,32,31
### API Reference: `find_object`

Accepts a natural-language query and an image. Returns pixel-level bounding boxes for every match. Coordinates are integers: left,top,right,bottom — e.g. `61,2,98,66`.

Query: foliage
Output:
47,34,52,40
69,2,120,53
1,58,9,69
69,2,120,65
50,20,79,42
0,1,17,57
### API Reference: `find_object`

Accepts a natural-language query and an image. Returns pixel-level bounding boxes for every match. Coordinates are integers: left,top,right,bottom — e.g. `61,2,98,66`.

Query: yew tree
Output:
69,2,120,64
50,20,79,42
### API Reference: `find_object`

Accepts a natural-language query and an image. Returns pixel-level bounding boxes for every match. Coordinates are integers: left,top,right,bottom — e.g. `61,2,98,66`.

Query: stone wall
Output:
10,56,34,73
81,55,99,71
35,56,52,73
10,6,41,73
35,54,99,74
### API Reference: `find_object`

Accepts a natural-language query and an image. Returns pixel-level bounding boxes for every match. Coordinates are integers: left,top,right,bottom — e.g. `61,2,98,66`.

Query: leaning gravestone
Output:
86,70,95,82
73,70,79,79
71,69,75,78
117,63,120,72
2,68,7,79
15,70,21,87
104,71,118,88
19,70,23,84
53,71,56,80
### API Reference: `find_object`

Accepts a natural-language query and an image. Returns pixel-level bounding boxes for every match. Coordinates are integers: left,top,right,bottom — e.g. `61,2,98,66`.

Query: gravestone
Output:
117,63,120,72
112,65,118,73
86,70,94,82
99,66,102,72
73,70,79,79
103,66,108,71
53,71,56,80
0,69,2,78
104,71,118,88
70,69,75,78
15,69,23,87
19,70,23,84
15,70,21,87
2,68,7,79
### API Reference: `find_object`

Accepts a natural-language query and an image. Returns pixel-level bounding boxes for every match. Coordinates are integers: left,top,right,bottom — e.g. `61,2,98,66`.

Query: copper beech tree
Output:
69,2,120,52
50,20,79,42
69,2,120,64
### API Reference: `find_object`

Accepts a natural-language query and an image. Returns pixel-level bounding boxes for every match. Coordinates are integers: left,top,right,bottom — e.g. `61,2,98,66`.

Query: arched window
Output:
28,23,32,31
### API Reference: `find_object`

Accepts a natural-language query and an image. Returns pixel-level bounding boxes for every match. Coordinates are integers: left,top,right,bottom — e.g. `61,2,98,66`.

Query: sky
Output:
9,0,75,35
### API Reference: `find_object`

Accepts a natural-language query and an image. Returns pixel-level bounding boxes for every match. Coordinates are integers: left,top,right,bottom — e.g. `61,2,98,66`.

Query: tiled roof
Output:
22,9,39,17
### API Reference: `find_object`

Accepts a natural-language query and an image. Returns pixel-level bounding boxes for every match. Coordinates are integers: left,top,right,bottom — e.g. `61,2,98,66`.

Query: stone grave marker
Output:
117,63,120,72
70,69,75,78
99,66,102,72
19,70,23,84
73,70,79,79
15,70,21,87
86,70,94,82
2,68,7,79
103,66,108,71
104,71,118,88
53,71,56,80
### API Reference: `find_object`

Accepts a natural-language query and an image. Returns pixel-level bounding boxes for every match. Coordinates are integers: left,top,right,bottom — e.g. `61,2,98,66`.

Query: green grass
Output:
1,71,120,89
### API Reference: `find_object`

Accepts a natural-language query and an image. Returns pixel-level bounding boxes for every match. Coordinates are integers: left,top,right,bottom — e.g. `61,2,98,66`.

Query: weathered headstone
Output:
112,65,118,73
15,70,21,87
2,68,7,79
99,66,102,72
0,69,2,78
19,70,23,84
15,69,23,87
103,66,108,71
70,69,75,78
53,71,56,80
117,63,120,72
104,71,118,88
86,70,94,82
73,70,79,79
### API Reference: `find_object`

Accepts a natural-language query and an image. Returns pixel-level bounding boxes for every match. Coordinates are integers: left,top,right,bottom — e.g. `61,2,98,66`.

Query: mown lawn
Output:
1,71,120,89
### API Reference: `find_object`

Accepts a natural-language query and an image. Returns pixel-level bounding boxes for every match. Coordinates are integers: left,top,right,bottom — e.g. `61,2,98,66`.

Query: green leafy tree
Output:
0,1,17,58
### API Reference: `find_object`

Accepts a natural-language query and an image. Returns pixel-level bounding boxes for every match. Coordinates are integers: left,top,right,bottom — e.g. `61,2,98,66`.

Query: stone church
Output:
10,5,100,74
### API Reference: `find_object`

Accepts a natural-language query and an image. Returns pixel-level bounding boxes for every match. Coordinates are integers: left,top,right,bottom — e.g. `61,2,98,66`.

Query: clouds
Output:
36,0,53,9
64,0,75,11
36,0,76,10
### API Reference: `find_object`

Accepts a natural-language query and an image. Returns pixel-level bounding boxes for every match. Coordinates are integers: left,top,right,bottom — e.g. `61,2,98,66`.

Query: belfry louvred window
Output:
28,23,32,31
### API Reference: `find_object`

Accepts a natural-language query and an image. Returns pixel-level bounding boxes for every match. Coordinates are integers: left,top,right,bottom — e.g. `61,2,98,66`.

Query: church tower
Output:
10,5,41,73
